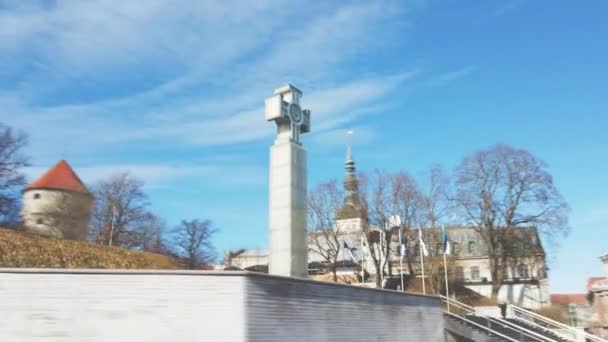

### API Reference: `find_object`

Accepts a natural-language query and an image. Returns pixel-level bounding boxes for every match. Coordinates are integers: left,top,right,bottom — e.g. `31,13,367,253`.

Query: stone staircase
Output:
505,318,571,342
441,295,583,342
445,313,555,342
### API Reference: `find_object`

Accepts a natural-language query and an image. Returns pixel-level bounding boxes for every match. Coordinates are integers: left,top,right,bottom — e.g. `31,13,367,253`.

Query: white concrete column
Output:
268,141,308,278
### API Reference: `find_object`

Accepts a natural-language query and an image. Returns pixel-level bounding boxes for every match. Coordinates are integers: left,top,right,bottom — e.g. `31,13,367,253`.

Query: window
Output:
33,193,40,199
455,267,464,281
436,243,443,256
36,218,43,224
470,266,480,280
468,241,476,254
517,264,529,278
452,242,460,256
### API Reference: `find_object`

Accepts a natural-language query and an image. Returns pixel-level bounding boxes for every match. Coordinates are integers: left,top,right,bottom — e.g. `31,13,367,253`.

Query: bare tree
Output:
129,213,169,253
90,173,151,247
171,219,217,269
419,164,450,227
390,171,423,276
308,180,343,282
453,144,569,297
0,123,29,223
360,170,402,287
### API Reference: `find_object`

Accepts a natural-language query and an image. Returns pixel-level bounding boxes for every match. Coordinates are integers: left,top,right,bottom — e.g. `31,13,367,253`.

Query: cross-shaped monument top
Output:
265,84,311,144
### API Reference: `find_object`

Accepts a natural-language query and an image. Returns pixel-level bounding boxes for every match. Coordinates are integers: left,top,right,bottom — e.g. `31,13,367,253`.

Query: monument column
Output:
265,84,311,278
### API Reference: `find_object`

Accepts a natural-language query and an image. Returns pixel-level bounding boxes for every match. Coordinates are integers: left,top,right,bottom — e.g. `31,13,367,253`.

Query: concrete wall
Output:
0,269,246,342
21,189,93,240
245,274,445,342
0,269,444,342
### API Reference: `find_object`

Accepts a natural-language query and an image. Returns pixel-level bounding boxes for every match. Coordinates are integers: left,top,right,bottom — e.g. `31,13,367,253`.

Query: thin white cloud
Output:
0,1,419,167
24,162,266,190
425,66,477,87
309,125,377,149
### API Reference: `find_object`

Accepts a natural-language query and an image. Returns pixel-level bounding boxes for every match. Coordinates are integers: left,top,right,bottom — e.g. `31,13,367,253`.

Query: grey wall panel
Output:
0,269,445,342
244,274,445,342
0,270,246,342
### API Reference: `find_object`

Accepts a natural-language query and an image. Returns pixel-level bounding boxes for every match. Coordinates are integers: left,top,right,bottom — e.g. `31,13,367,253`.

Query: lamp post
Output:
567,303,576,327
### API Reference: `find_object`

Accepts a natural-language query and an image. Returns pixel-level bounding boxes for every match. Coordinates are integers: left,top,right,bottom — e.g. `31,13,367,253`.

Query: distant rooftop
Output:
551,294,588,306
25,160,91,195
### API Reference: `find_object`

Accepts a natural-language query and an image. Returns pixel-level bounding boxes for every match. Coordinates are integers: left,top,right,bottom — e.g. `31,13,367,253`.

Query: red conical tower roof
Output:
26,160,91,195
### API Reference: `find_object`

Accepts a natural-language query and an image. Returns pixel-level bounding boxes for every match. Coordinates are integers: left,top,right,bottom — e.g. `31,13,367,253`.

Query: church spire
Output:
345,130,355,176
337,131,364,220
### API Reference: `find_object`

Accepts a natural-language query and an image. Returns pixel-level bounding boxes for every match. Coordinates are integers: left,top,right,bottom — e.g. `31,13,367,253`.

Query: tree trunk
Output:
374,263,382,288
331,263,338,282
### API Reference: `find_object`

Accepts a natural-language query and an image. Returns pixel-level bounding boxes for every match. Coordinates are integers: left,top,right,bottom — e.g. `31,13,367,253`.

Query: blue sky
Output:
1,0,606,293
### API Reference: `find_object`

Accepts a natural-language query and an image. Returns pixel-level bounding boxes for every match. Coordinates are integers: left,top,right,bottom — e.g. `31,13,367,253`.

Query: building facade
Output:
588,253,608,337
228,147,551,307
21,160,94,240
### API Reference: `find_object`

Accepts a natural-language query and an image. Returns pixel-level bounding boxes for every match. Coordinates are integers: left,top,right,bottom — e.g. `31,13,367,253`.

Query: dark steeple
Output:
337,133,365,220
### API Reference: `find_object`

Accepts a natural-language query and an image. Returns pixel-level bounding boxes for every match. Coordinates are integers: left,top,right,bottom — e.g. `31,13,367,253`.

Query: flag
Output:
418,227,429,257
360,234,368,258
442,225,451,255
399,229,407,260
343,241,355,260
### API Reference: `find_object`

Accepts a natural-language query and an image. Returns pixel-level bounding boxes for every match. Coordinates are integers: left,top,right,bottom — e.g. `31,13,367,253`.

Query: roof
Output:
588,277,606,290
588,277,608,291
551,294,589,306
25,160,91,195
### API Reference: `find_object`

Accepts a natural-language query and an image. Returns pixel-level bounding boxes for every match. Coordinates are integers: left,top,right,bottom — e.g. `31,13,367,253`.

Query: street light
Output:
567,303,577,327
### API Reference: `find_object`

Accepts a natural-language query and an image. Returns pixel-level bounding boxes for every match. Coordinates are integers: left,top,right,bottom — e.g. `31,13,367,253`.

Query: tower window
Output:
33,193,41,199
452,242,460,256
470,266,480,280
468,241,476,254
36,218,43,224
517,264,529,278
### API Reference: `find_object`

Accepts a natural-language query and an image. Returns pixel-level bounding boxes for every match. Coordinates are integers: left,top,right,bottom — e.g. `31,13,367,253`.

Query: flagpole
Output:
419,226,426,295
399,228,404,292
443,250,450,311
442,225,450,311
361,234,365,285
380,229,384,288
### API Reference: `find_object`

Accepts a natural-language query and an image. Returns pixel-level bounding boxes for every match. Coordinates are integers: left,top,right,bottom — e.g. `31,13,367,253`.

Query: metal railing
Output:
440,295,559,342
444,311,522,342
509,304,608,342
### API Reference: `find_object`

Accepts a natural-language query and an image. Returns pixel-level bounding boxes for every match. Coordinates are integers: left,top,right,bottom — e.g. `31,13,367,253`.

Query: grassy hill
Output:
0,228,182,269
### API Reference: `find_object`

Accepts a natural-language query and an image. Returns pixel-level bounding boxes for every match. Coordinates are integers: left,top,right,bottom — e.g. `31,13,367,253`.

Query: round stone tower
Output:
21,160,94,240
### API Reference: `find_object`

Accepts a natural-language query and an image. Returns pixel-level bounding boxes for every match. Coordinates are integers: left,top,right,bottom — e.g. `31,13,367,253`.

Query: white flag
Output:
360,234,369,258
399,229,407,260
419,227,429,257
343,241,355,260
442,225,451,256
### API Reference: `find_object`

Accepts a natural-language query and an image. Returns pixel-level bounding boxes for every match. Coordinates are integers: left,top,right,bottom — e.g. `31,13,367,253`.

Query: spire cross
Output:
346,130,354,161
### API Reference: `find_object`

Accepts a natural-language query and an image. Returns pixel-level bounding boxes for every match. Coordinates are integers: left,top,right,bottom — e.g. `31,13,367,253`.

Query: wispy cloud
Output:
0,1,416,164
425,66,477,87
24,162,266,190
